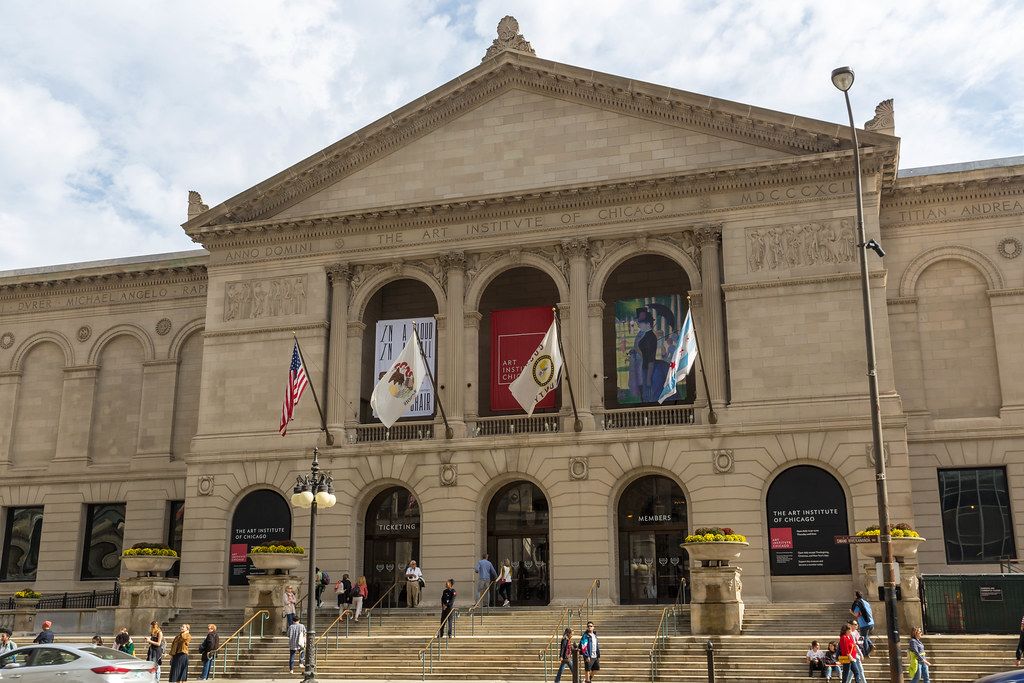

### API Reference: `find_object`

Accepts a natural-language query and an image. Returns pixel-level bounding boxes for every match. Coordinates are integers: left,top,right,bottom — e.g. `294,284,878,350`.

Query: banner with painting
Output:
614,294,690,404
491,306,556,411
373,318,436,419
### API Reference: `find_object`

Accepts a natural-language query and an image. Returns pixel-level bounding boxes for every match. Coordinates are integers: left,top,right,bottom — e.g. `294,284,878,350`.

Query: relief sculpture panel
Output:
223,275,307,321
746,219,855,272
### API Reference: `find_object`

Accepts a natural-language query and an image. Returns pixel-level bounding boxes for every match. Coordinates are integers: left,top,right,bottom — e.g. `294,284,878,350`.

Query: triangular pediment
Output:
185,50,897,234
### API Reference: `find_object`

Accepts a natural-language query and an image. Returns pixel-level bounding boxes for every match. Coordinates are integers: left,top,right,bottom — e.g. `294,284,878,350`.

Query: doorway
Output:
363,487,420,606
487,481,550,605
618,475,688,604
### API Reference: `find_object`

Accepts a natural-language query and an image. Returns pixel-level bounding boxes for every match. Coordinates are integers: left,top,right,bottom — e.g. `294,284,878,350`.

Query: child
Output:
822,641,841,680
807,640,825,677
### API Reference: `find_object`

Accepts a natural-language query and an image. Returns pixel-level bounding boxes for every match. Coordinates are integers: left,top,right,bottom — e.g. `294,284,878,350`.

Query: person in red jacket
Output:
838,623,866,683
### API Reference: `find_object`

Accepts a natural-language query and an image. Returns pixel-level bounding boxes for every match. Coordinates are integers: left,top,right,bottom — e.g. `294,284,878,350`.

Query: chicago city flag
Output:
370,332,428,428
657,309,698,404
509,319,564,415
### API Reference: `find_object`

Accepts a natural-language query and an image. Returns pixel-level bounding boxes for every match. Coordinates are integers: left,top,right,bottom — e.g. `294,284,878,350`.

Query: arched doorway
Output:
228,489,292,586
766,465,851,576
487,481,550,605
617,475,688,604
363,487,420,605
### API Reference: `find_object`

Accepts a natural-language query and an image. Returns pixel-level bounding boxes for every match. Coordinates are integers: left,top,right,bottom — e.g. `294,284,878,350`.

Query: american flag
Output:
280,341,309,435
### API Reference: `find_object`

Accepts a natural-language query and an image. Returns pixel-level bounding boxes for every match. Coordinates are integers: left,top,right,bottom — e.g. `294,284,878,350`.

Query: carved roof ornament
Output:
187,191,209,220
864,99,895,135
482,15,535,61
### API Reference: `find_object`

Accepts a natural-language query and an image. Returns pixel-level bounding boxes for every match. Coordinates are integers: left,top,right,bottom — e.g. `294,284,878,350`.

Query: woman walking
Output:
554,627,574,683
908,627,930,683
838,623,866,683
146,621,164,682
498,559,513,607
283,585,298,630
198,624,219,680
168,624,191,682
353,576,368,621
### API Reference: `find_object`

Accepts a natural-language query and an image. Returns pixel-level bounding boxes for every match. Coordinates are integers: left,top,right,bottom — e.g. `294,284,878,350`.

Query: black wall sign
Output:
766,465,852,576
229,489,292,586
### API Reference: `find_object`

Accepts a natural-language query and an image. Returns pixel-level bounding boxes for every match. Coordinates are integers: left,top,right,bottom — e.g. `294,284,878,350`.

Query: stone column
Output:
136,359,178,460
440,252,466,437
587,300,605,415
54,365,98,463
690,565,744,635
464,311,482,432
344,322,366,431
860,554,924,634
696,224,726,409
326,264,352,441
0,371,20,467
561,238,594,431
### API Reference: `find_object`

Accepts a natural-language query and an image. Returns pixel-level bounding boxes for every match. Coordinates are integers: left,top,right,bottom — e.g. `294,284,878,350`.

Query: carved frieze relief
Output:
746,219,855,272
223,275,307,322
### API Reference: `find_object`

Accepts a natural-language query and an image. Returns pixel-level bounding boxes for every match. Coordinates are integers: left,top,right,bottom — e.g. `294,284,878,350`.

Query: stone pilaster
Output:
696,224,726,409
587,300,605,413
440,252,467,437
326,264,352,438
54,365,98,464
344,321,366,429
464,311,482,426
561,238,593,430
0,371,20,468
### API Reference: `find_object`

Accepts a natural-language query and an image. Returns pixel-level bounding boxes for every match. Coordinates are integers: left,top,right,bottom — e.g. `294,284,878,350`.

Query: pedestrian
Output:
1016,613,1024,667
554,627,574,683
168,624,191,682
336,573,353,612
115,626,133,654
33,620,55,644
807,640,825,677
439,579,457,638
353,576,368,621
315,566,330,608
850,590,875,657
405,560,423,608
838,622,866,683
146,621,165,682
474,553,497,606
283,585,297,630
498,558,513,607
0,630,16,654
823,641,841,681
287,616,307,674
198,624,219,680
908,626,930,683
579,621,601,683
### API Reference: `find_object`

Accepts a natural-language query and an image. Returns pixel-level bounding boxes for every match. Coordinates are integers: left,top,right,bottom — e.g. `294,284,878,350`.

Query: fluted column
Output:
326,264,352,440
588,300,605,413
696,224,726,410
440,252,466,437
344,321,366,431
464,310,482,430
562,238,594,430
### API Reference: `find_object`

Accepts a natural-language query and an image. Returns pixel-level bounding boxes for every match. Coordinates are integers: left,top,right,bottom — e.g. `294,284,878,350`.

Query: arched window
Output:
617,475,688,604
766,466,851,576
487,481,550,605
364,487,420,605
228,489,292,586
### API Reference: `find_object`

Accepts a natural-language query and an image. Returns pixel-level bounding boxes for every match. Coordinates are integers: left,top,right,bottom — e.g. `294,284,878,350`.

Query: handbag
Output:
838,655,851,665
907,651,919,678
418,577,425,588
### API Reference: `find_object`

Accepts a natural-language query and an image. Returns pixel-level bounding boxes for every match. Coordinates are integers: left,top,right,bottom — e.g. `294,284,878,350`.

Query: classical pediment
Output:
184,40,897,238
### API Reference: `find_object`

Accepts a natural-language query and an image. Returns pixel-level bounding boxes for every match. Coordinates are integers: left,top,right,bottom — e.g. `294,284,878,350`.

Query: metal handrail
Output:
314,609,352,656
418,606,461,680
465,576,501,635
1000,557,1023,574
209,609,269,679
363,581,400,636
537,606,574,682
576,578,601,631
675,576,689,605
648,604,681,681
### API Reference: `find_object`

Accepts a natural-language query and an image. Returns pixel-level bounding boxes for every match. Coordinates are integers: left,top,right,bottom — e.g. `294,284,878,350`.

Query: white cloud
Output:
0,0,1021,270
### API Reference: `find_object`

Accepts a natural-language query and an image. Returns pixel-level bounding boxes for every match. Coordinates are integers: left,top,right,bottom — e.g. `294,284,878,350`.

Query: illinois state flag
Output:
509,319,563,415
657,309,697,404
370,332,427,428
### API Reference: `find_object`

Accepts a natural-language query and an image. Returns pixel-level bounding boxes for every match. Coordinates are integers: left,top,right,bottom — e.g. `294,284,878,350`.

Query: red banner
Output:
491,306,556,412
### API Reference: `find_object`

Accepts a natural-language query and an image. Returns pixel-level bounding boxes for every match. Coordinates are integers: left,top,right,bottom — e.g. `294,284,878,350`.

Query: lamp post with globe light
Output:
291,447,336,683
830,65,901,683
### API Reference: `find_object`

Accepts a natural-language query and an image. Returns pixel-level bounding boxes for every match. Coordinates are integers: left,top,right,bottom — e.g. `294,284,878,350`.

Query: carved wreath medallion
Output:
997,237,1022,259
155,318,172,336
197,475,215,496
77,325,92,343
0,332,13,350
712,449,735,474
569,456,589,480
440,463,458,487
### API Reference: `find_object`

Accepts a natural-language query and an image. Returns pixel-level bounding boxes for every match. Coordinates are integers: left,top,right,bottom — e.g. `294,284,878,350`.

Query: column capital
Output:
326,263,352,283
464,310,483,329
346,320,366,336
560,237,590,261
694,223,723,247
439,251,467,273
587,299,606,316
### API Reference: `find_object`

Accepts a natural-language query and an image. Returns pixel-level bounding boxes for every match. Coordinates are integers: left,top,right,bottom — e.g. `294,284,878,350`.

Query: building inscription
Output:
890,198,1024,225
0,283,207,315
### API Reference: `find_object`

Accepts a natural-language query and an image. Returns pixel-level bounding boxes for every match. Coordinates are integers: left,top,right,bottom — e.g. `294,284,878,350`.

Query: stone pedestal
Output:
860,559,924,634
246,574,301,635
689,566,744,635
114,577,183,636
13,599,37,635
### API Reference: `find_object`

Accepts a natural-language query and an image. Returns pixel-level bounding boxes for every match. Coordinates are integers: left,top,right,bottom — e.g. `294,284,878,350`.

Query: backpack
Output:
320,571,330,585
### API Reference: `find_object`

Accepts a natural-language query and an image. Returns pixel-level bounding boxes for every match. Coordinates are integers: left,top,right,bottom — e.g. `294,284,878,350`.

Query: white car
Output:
0,644,155,681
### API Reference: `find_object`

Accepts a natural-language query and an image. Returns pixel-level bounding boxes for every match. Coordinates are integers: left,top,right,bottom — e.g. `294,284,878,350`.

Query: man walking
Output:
439,579,457,638
474,553,497,606
287,616,306,674
579,621,601,683
850,590,875,657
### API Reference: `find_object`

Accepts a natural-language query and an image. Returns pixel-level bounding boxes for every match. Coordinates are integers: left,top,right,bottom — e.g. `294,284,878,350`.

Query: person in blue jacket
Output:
850,590,875,656
579,621,601,683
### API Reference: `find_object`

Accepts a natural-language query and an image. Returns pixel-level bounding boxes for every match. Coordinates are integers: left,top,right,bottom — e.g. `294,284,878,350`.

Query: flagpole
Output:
553,307,583,433
686,298,718,425
293,334,335,445
412,325,454,440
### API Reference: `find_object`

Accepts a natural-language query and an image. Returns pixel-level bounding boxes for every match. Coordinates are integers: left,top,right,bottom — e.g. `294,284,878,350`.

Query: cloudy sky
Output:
1,0,1022,270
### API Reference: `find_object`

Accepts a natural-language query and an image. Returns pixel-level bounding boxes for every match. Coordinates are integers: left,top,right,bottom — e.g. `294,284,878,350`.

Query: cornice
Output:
0,265,207,298
203,320,329,339
885,175,1024,207
988,287,1024,299
723,269,886,293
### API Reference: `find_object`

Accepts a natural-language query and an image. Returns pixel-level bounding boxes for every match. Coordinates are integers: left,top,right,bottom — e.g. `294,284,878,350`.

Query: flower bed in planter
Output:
854,524,925,560
122,543,179,577
681,527,749,565
249,541,306,573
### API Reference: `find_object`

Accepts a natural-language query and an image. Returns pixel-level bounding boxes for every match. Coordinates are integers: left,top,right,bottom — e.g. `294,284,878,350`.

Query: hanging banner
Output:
766,465,852,576
228,489,292,586
373,317,436,419
491,306,555,412
614,294,689,404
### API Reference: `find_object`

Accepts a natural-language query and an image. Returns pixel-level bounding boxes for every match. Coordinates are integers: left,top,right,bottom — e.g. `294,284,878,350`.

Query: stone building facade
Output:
1,20,1022,609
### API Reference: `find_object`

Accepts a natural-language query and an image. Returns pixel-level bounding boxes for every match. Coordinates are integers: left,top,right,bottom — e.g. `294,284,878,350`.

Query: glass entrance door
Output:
487,481,550,605
617,475,689,604
490,535,550,605
363,487,420,607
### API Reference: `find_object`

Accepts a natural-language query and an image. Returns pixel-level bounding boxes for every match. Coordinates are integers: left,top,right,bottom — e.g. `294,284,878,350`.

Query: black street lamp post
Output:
831,66,902,683
290,447,336,683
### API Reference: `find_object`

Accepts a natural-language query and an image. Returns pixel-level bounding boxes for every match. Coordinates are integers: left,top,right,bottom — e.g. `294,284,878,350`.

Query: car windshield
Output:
79,647,136,661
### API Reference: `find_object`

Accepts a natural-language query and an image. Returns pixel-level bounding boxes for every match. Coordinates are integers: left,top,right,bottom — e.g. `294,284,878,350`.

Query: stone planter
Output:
13,597,38,608
122,555,179,577
249,552,305,573
682,541,749,566
857,536,925,561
